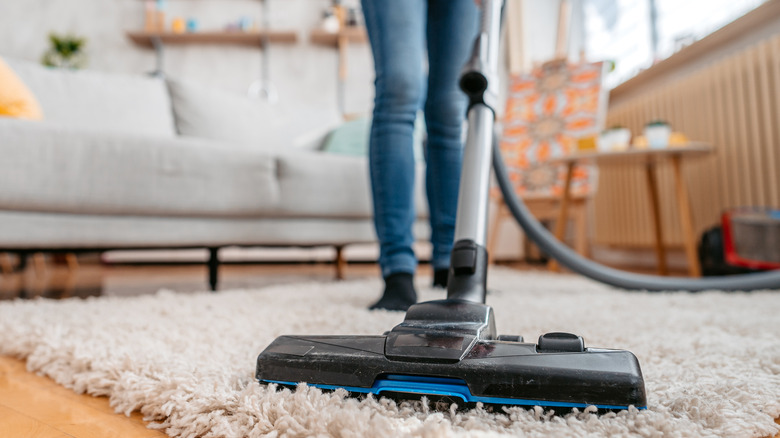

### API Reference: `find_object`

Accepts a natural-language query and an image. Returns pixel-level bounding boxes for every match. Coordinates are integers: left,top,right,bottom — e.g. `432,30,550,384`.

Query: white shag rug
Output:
0,268,778,438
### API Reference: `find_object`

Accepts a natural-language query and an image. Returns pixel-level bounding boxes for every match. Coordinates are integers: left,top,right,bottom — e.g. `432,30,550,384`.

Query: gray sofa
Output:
0,57,429,288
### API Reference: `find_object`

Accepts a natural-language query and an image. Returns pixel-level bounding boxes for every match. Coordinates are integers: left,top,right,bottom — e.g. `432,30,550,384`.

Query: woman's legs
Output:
425,0,480,281
362,0,426,310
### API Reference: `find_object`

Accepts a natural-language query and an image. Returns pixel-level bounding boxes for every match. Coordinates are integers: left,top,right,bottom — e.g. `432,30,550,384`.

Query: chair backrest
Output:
499,59,609,198
498,0,609,199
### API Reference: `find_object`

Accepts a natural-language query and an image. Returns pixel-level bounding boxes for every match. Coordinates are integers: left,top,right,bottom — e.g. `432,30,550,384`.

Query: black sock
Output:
369,272,417,311
433,269,449,289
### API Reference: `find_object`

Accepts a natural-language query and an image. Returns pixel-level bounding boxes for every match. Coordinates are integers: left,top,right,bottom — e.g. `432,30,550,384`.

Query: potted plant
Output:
41,33,88,69
598,125,632,152
644,119,672,149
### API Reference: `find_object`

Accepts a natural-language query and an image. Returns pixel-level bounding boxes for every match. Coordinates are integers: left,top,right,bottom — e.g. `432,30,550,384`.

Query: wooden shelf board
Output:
310,27,368,47
127,30,298,49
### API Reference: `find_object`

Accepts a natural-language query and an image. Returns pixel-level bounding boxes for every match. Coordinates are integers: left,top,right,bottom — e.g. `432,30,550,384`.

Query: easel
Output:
487,0,592,269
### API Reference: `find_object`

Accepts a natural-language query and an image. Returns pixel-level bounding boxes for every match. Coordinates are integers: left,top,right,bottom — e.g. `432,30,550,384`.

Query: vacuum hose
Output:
491,137,780,292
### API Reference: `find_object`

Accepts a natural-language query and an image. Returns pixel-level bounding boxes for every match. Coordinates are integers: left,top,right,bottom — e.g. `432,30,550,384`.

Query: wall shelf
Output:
127,0,293,99
127,30,298,49
309,27,367,47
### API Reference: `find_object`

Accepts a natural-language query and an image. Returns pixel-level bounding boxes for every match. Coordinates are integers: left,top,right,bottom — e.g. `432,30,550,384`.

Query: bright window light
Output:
583,0,768,88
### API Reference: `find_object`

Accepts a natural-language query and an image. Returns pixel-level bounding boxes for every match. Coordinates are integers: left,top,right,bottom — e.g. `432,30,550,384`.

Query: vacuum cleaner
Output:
257,0,780,412
256,0,646,412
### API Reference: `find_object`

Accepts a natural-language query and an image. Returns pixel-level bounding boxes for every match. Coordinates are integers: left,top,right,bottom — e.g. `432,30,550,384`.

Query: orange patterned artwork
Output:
500,60,608,197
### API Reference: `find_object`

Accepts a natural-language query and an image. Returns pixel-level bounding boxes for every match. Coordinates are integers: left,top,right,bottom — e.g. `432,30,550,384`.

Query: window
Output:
583,0,768,88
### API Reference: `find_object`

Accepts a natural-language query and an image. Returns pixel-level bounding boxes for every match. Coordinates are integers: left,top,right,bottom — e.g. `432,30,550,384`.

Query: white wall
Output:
0,0,374,131
519,0,586,69
0,0,581,124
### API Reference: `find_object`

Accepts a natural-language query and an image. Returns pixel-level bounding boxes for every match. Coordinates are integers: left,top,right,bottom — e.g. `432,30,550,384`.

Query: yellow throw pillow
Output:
0,57,43,120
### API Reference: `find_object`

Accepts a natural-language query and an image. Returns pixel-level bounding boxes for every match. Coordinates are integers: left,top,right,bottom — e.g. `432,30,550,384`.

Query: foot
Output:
432,269,449,289
370,272,417,311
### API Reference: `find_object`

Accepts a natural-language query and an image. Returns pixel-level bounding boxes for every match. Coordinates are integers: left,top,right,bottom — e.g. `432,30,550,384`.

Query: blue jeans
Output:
362,0,479,277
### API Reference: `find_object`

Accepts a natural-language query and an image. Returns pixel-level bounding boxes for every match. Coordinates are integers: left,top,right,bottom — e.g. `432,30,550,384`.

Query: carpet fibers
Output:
0,268,778,437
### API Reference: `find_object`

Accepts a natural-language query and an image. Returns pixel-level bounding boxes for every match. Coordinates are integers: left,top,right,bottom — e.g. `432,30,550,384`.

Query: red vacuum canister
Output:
721,208,780,271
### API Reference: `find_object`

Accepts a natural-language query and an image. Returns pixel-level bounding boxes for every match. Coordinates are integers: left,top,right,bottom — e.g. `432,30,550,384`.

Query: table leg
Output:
335,245,346,281
33,253,47,278
487,200,508,265
574,202,589,258
548,162,575,272
65,253,79,272
644,162,668,276
671,156,702,277
0,253,12,274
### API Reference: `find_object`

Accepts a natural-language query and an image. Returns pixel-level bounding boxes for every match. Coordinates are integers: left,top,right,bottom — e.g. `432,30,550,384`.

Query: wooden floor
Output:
0,356,165,438
0,260,777,437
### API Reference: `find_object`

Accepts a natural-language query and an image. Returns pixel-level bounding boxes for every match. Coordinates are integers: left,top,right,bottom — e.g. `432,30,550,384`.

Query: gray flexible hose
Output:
491,139,780,291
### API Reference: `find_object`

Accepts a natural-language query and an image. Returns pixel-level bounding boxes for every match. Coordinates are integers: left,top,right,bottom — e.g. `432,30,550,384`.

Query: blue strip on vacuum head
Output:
260,374,647,411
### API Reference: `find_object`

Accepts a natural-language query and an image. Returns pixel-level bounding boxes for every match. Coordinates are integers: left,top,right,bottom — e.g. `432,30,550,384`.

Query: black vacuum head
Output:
256,300,647,412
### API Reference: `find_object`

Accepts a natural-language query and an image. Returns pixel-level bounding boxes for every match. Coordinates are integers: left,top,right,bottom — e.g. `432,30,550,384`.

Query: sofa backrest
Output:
166,78,289,148
166,78,344,150
4,57,177,137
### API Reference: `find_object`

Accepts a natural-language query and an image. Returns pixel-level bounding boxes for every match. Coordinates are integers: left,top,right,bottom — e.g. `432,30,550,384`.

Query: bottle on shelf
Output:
321,9,339,33
186,18,198,33
144,0,156,31
155,0,167,32
172,17,186,34
346,7,359,27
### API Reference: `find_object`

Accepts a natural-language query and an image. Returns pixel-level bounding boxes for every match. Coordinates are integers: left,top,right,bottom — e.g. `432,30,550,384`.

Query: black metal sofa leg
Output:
208,247,219,292
16,251,28,273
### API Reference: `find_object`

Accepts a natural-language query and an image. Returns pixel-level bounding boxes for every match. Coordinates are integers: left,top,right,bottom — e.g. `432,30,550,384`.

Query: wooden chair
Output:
487,194,589,267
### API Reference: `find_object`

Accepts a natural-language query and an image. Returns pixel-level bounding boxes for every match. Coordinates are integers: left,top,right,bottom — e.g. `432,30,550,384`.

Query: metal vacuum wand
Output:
447,0,505,304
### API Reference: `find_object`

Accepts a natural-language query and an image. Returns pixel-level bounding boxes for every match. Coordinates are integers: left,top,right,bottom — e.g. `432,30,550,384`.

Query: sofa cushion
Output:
0,120,280,217
167,78,344,150
274,151,428,219
0,210,431,248
321,113,426,161
321,117,371,156
4,57,176,137
0,57,43,120
167,78,290,148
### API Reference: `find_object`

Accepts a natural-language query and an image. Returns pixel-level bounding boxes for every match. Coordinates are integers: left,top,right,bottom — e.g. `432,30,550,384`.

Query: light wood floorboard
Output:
0,356,166,438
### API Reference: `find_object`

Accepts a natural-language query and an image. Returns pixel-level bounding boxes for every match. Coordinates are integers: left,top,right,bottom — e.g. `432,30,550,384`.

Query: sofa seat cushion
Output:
274,151,428,219
0,211,432,249
0,120,428,220
0,120,280,217
5,57,176,137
